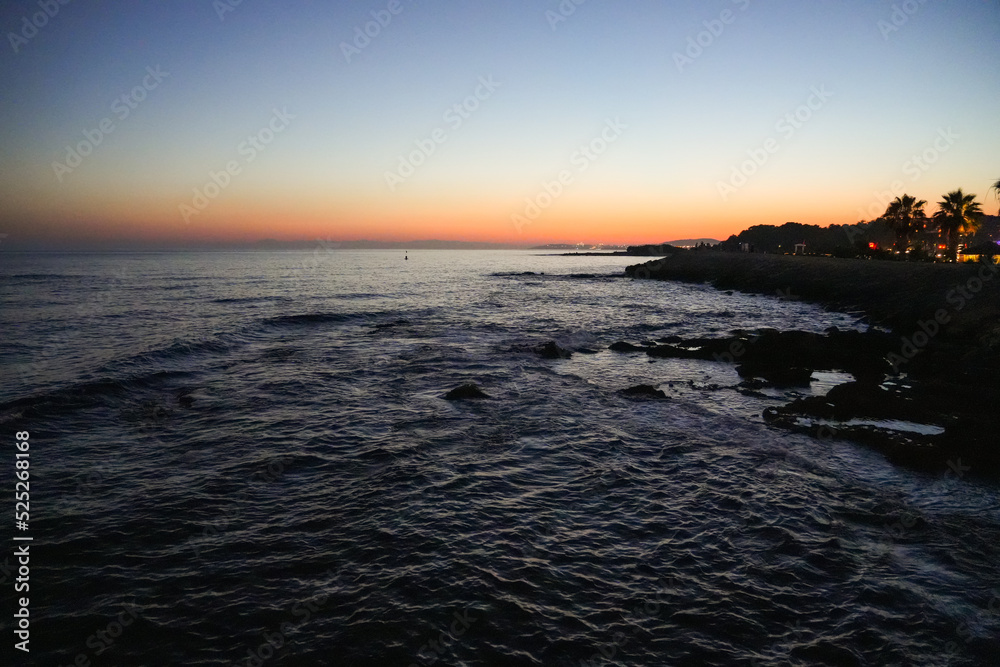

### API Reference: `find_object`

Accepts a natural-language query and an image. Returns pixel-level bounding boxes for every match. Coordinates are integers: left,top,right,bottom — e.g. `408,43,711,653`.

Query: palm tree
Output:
933,189,983,261
990,178,1000,214
882,194,926,254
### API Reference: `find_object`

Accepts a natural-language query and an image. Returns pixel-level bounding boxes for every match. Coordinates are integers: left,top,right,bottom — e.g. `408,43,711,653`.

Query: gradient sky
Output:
1,0,998,247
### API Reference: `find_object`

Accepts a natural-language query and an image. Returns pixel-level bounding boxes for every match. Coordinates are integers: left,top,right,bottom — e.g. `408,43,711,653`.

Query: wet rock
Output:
738,378,769,391
646,344,700,359
737,363,814,387
444,384,490,400
510,340,573,359
533,341,572,359
620,385,668,400
763,372,1000,475
609,341,645,353
640,329,894,383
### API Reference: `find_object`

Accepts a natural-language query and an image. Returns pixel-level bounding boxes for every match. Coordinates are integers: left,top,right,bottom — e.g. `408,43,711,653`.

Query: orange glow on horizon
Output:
1,183,912,247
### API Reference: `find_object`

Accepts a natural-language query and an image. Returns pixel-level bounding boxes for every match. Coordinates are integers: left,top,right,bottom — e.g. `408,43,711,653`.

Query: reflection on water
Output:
1,251,998,665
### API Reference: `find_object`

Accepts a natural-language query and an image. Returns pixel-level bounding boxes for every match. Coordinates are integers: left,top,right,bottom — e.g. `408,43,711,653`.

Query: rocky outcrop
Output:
609,341,646,353
444,384,490,400
617,329,895,386
620,385,668,400
512,341,573,359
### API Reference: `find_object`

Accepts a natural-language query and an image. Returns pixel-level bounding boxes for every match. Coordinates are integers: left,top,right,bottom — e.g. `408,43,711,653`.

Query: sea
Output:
1,250,998,666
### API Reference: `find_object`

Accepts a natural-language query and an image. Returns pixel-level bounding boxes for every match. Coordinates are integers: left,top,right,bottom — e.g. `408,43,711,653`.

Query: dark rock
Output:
444,384,490,400
534,341,572,359
620,384,668,400
659,335,683,344
646,344,699,359
511,340,573,359
609,341,645,353
737,363,814,387
739,378,769,391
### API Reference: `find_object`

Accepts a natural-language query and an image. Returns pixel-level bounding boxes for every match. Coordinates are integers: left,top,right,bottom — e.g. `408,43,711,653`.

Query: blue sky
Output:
1,0,998,246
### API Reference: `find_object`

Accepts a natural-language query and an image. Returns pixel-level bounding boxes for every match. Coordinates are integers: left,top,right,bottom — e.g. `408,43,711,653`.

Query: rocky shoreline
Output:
623,252,1000,478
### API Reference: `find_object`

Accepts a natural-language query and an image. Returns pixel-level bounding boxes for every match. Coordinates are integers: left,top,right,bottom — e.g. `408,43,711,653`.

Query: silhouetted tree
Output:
881,194,926,254
990,178,1000,214
933,189,983,261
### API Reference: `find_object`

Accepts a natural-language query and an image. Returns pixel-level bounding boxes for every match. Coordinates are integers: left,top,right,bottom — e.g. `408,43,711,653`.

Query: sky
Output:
1,0,998,248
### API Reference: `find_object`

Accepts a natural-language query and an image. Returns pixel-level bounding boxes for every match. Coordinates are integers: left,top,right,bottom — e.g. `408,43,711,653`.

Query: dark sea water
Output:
1,250,999,666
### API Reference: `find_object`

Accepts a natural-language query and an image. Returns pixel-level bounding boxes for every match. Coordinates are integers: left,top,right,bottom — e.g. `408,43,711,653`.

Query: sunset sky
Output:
1,0,998,248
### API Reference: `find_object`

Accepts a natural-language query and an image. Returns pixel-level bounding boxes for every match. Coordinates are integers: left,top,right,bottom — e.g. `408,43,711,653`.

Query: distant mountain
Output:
664,238,721,247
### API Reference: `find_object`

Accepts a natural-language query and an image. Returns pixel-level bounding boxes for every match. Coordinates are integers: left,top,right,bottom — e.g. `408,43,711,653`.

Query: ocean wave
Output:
0,370,195,421
4,273,82,280
211,296,293,304
262,312,361,327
